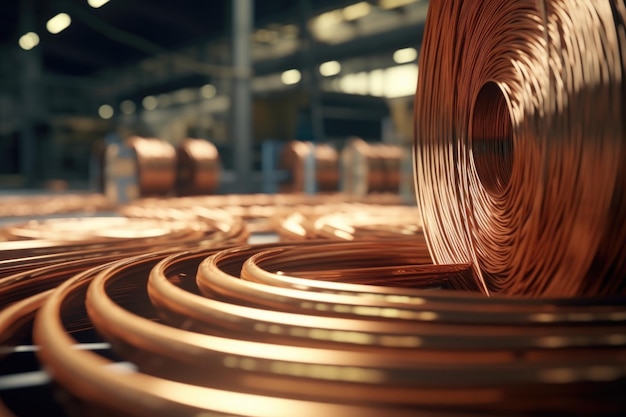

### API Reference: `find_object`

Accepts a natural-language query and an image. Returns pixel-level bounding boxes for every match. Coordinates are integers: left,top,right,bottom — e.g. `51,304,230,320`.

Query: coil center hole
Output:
471,81,514,196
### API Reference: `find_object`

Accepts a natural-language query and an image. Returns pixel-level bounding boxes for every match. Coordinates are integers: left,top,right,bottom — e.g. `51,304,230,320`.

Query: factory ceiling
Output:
0,0,353,77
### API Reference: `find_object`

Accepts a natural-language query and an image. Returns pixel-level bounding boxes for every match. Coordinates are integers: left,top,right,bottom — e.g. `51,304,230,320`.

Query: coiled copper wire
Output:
175,138,221,196
0,194,113,220
414,0,626,297
279,140,340,193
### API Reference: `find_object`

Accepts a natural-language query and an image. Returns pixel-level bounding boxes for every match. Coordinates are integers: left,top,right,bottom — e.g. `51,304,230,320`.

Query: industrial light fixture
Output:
200,84,216,99
393,47,417,64
343,2,371,21
18,32,39,50
98,104,114,119
120,100,136,115
379,0,417,10
281,69,301,85
319,61,341,77
46,13,72,34
88,0,110,8
142,95,157,110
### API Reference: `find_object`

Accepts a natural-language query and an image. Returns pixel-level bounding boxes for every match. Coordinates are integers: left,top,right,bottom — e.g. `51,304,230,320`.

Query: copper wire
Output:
414,0,626,297
175,138,221,196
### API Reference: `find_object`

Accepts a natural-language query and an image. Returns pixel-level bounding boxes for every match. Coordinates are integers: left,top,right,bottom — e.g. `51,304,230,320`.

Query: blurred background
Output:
0,0,426,196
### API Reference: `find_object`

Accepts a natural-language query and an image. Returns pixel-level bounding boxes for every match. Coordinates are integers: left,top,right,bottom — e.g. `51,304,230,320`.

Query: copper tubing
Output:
279,140,340,193
414,0,626,297
127,136,177,197
341,137,404,195
176,138,221,196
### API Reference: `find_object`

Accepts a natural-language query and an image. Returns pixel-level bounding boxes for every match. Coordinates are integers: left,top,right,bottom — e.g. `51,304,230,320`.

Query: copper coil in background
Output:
279,140,340,193
127,136,177,197
175,138,221,196
341,137,403,195
414,0,626,297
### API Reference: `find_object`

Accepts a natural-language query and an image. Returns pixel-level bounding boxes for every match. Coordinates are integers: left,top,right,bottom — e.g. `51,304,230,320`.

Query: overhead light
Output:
319,61,341,77
120,100,136,115
379,0,417,10
393,47,417,64
98,104,114,119
343,2,371,21
200,84,216,99
384,64,418,98
88,0,110,8
18,32,39,50
313,10,343,30
46,13,72,34
281,69,301,85
142,95,157,110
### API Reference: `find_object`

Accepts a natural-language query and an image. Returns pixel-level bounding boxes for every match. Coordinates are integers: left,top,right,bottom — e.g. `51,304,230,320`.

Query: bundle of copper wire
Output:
175,138,221,196
0,194,113,219
279,140,340,193
341,137,403,195
414,0,626,297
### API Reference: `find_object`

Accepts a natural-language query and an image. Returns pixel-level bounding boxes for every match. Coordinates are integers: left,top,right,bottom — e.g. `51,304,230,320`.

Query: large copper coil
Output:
175,138,221,196
414,0,626,297
341,137,403,195
279,140,340,193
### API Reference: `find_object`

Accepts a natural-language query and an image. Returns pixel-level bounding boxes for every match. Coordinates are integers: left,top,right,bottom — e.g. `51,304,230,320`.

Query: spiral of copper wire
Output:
175,138,221,196
414,0,626,297
279,140,340,193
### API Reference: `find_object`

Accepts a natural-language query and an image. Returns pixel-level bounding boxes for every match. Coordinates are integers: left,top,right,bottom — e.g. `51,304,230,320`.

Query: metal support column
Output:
231,0,253,193
18,0,42,188
299,0,325,144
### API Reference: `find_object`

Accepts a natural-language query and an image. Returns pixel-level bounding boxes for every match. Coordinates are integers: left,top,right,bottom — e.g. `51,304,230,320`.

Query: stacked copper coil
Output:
341,137,403,195
175,138,221,196
105,136,222,201
414,0,626,297
279,140,340,193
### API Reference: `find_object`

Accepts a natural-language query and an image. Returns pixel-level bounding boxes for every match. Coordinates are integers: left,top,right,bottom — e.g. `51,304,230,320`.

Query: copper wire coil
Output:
414,0,626,297
27,254,440,417
279,140,340,193
0,194,114,219
11,245,620,415
175,138,221,196
341,137,403,195
0,213,247,308
127,136,177,197
0,217,625,414
121,193,407,236
275,204,422,240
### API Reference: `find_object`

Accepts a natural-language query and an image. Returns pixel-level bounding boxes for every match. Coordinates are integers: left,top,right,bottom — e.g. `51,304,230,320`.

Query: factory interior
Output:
1,0,625,416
